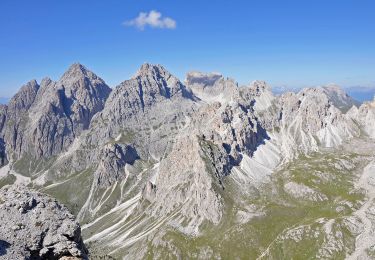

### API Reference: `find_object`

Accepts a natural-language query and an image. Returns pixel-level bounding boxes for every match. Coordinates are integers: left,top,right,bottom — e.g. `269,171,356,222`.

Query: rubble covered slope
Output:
0,185,88,259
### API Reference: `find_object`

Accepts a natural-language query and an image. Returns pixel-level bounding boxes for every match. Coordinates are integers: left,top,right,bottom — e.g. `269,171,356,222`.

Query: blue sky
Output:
0,0,374,98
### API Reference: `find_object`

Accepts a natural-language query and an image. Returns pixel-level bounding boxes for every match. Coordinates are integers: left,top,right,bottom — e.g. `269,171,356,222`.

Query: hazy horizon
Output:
1,62,374,103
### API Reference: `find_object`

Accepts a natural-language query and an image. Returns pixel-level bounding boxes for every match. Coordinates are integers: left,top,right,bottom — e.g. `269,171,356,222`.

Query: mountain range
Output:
0,63,375,259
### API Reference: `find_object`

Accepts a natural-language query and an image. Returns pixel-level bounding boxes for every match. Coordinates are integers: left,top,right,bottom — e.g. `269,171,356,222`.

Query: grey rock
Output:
347,96,375,138
1,80,39,160
0,104,7,133
7,79,40,115
0,185,87,259
321,84,360,112
94,143,139,188
0,138,6,167
145,135,224,235
185,71,223,86
1,63,111,162
81,63,198,164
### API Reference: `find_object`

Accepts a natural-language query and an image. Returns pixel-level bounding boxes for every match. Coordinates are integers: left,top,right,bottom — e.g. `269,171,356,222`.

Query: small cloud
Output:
124,10,176,30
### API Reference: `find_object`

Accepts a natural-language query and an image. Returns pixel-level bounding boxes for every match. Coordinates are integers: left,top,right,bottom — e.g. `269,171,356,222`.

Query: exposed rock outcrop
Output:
146,135,224,235
94,143,139,188
0,186,88,259
1,64,111,161
347,96,375,138
255,87,359,159
85,63,197,161
322,84,360,112
186,72,238,104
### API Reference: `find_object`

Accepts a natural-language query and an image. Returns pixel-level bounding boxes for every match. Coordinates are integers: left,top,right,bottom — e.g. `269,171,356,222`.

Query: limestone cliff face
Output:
251,87,359,159
321,84,360,112
103,63,194,124
0,64,111,161
0,105,7,167
279,88,358,147
84,63,197,162
94,143,139,188
144,135,224,235
347,96,375,138
2,80,40,158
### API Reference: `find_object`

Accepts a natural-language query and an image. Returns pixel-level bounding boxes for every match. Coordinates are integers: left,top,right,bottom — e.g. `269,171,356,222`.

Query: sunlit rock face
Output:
2,63,375,259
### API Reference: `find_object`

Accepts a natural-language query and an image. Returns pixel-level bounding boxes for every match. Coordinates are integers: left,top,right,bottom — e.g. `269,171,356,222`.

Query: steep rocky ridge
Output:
255,87,359,158
347,96,375,138
40,64,199,223
0,105,7,167
0,63,111,164
81,63,197,161
322,84,361,112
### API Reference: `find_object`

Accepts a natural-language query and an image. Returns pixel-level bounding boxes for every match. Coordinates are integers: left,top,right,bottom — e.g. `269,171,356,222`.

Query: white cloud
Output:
124,10,176,30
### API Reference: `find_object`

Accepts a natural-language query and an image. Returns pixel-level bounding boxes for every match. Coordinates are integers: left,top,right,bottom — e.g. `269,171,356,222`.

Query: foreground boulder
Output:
0,186,88,259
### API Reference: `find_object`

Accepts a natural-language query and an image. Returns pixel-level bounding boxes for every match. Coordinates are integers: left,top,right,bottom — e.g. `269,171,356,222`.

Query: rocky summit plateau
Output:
1,63,375,259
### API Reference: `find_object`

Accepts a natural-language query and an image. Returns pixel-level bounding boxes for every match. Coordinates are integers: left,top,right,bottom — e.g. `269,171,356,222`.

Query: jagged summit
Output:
99,63,195,133
59,63,106,88
8,79,40,113
185,71,223,86
321,83,360,111
121,63,193,101
133,63,171,79
62,62,89,76
249,80,272,92
0,63,112,160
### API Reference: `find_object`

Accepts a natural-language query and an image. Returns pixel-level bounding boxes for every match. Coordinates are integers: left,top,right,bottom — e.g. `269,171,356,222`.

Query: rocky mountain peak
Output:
40,77,53,87
321,84,360,112
0,63,112,161
133,63,171,79
59,63,106,89
249,80,272,96
56,63,112,113
250,80,270,90
347,93,375,138
185,71,238,104
8,79,40,113
127,63,192,101
61,63,89,78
